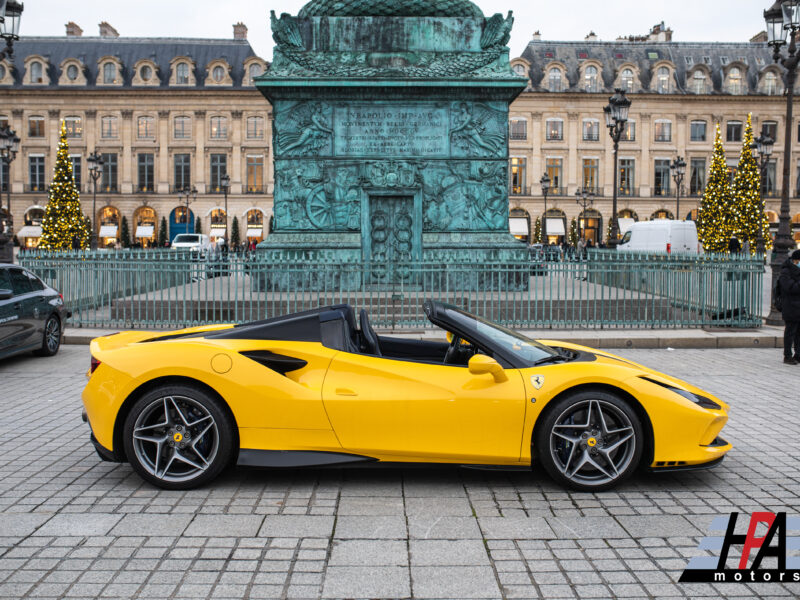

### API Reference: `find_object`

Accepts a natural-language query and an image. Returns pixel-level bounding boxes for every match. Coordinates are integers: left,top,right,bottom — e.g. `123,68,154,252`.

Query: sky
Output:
18,0,765,59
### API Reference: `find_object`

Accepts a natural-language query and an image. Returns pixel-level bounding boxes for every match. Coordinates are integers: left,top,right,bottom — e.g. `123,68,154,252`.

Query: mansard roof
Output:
3,36,261,89
520,39,776,94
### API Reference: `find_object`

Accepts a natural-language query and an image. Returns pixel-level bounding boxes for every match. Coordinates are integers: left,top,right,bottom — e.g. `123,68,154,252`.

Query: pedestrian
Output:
778,249,800,365
577,238,586,261
742,239,750,256
728,236,741,254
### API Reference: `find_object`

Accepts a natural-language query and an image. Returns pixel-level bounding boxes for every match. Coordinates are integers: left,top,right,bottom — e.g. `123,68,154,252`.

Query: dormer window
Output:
66,64,79,81
140,65,153,82
177,63,190,85
103,62,116,84
548,68,563,92
513,64,526,76
727,67,743,95
584,65,598,92
30,61,43,83
212,65,225,82
656,67,671,93
764,71,779,95
620,68,634,92
692,70,707,94
248,63,262,81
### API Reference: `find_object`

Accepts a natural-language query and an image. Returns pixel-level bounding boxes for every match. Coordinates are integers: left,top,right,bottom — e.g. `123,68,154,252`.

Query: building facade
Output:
0,22,270,248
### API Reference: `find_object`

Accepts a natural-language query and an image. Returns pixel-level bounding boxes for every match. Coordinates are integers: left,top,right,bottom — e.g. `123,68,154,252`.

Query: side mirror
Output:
0,289,12,301
468,354,508,383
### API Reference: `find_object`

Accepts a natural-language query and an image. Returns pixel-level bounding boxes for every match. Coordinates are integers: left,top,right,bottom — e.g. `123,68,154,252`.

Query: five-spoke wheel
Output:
123,385,235,490
536,390,643,491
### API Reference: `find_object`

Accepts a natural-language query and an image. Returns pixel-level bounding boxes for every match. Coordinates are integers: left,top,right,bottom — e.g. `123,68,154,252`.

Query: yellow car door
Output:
321,352,527,463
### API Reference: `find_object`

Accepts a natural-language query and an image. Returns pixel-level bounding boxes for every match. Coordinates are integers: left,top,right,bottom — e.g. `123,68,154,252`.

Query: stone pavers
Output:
0,345,799,599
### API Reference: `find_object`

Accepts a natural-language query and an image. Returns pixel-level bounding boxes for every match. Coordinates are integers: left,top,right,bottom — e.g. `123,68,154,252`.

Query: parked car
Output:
170,234,211,255
528,243,561,274
617,220,702,254
0,264,70,360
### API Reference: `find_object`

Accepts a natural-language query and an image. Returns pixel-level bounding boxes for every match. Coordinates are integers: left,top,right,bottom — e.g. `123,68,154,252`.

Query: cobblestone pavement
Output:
0,345,799,600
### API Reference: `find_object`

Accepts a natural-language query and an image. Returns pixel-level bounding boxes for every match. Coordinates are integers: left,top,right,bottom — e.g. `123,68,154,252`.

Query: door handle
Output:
335,388,358,397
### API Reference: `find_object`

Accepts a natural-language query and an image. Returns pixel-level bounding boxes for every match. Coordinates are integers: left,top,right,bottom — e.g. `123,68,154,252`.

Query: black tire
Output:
33,314,61,357
123,384,235,490
535,389,643,492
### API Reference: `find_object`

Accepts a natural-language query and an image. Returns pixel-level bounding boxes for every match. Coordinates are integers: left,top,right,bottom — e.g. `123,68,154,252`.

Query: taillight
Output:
59,293,63,302
666,243,671,254
90,356,101,374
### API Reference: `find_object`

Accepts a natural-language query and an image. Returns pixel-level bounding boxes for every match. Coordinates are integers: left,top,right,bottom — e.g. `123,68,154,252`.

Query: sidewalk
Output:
63,324,786,350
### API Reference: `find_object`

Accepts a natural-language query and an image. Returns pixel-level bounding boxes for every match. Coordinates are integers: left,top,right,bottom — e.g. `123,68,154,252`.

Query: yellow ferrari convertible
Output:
81,300,731,492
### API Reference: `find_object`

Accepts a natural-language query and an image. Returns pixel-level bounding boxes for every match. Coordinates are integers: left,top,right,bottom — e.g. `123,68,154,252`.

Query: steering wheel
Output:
444,334,466,365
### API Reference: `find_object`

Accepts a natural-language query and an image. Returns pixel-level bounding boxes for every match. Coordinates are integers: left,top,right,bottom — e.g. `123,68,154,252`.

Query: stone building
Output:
0,22,269,248
506,23,800,246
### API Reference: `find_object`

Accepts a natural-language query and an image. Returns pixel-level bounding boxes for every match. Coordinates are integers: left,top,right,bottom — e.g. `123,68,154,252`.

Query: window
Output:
726,121,742,142
66,64,79,81
654,159,671,196
64,116,82,138
174,154,191,191
582,158,598,192
102,62,116,84
28,156,46,191
137,116,155,139
509,157,526,195
622,121,635,142
176,62,190,85
720,56,729,65
248,63,263,81
620,68,634,92
654,120,672,142
0,115,6,129
509,119,527,140
212,65,225,82
100,153,118,192
8,268,33,296
28,116,44,138
246,116,264,140
727,67,742,94
692,70,707,94
685,57,694,66
703,56,711,65
584,65,598,92
101,116,118,138
764,71,779,95
210,154,227,192
546,119,563,141
690,120,707,142
582,120,599,141
0,160,7,193
513,64,526,76
137,153,155,192
246,154,264,193
657,66,671,93
763,160,776,196
690,158,706,195
546,158,563,192
140,65,153,82
30,61,43,83
174,116,191,139
70,155,81,190
618,159,635,196
548,68,563,92
210,116,227,139
762,121,778,143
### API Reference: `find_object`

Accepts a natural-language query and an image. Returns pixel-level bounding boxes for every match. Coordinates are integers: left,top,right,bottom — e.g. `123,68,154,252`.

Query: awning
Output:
99,225,118,237
135,225,154,238
17,225,42,238
509,218,529,236
618,217,635,233
246,228,263,237
210,225,226,233
546,218,566,236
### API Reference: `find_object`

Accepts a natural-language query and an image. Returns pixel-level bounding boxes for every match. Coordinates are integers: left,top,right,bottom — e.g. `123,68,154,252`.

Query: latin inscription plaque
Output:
334,104,448,157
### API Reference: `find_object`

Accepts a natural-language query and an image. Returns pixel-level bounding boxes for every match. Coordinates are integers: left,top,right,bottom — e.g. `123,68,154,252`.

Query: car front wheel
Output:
536,390,643,492
123,385,235,490
33,315,61,357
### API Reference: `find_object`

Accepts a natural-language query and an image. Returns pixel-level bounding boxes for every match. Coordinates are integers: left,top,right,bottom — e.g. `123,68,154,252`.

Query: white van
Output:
617,220,701,254
170,233,211,254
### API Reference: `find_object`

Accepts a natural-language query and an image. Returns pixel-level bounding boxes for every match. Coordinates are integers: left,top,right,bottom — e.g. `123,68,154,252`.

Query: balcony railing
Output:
618,187,639,197
653,134,672,142
24,184,48,193
171,184,193,193
97,184,119,193
582,132,600,142
509,186,529,196
509,133,527,141
653,187,672,197
580,187,604,197
136,185,156,194
545,135,564,142
548,186,568,196
244,185,267,194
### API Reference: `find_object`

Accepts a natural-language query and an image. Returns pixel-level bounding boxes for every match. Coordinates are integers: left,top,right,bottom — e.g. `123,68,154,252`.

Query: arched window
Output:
30,61,43,83
579,208,602,246
651,209,674,220
548,68,563,92
140,65,153,82
621,68,634,92
248,63,262,81
509,207,530,243
764,71,779,95
246,209,264,242
212,65,225,82
657,67,670,93
692,70,707,94
728,67,742,94
176,62,190,85
98,206,120,247
66,64,79,81
133,206,157,247
584,65,598,93
103,62,116,84
513,63,526,76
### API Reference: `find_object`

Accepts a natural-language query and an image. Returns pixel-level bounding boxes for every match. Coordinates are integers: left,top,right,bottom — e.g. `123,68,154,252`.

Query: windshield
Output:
173,234,200,243
620,231,631,245
443,306,560,366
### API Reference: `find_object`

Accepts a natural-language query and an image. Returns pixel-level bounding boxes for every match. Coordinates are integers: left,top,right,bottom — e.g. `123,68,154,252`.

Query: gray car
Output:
0,265,70,360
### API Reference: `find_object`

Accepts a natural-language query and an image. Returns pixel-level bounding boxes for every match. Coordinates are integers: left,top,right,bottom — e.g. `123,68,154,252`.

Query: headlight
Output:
641,377,721,410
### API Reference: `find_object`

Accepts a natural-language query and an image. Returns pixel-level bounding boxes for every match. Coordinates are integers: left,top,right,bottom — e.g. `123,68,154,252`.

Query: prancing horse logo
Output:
531,375,545,390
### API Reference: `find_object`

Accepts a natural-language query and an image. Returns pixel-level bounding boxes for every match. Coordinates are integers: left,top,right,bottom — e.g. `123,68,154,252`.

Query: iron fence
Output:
17,249,764,330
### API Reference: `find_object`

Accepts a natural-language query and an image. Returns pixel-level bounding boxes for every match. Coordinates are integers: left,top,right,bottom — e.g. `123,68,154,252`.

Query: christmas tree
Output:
231,216,241,247
195,217,202,235
569,218,579,247
39,123,90,250
532,217,541,243
120,216,131,248
698,124,733,252
731,114,772,253
158,217,167,247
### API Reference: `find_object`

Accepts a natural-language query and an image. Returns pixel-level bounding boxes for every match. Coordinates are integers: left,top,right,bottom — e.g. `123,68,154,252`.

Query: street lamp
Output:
751,128,775,255
0,1,24,61
220,173,230,248
86,151,104,250
669,157,686,220
0,124,20,262
539,173,550,244
763,0,800,324
179,186,198,233
604,88,631,246
575,188,595,245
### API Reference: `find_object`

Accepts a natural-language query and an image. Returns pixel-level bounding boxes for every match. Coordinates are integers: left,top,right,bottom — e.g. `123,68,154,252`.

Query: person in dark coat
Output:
779,249,800,365
728,237,741,254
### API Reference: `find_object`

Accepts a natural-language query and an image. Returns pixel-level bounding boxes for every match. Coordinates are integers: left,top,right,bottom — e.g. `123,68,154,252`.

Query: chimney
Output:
233,22,248,40
98,22,120,38
65,22,83,37
648,21,673,42
585,31,598,41
750,31,768,43
531,30,541,42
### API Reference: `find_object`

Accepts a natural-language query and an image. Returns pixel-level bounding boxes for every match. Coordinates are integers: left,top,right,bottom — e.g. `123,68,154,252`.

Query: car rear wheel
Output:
123,385,235,490
33,315,61,357
535,390,643,492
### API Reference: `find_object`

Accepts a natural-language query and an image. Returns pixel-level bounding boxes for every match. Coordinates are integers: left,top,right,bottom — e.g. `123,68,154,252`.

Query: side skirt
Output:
237,449,378,468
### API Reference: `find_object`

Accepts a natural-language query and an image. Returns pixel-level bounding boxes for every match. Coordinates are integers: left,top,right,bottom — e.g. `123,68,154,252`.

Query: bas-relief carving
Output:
449,102,506,157
274,101,333,157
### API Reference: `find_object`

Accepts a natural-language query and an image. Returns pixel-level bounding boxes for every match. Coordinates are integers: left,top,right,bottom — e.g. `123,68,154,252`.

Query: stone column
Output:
567,113,579,192
529,112,542,193
639,113,651,197
10,109,23,195
121,109,133,194
194,110,206,194
231,110,243,195
158,110,170,194
48,110,60,177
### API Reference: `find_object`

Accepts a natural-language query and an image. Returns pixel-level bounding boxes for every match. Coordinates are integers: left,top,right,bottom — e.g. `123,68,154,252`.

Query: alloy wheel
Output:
45,317,60,354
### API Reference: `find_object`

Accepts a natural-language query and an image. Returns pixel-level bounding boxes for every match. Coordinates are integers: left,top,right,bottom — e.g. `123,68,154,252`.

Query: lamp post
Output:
179,186,198,234
751,128,775,255
763,0,800,324
575,188,595,244
220,173,230,248
603,88,631,247
669,156,686,220
539,173,550,244
0,124,20,262
85,151,103,250
0,1,24,61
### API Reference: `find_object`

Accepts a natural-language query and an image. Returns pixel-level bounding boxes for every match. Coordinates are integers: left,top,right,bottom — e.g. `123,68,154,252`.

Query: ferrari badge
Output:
531,375,545,390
